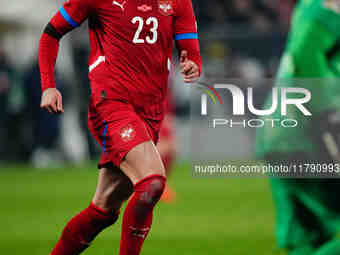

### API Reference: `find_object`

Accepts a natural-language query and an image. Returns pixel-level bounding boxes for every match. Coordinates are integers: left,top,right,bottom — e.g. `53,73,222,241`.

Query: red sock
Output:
50,203,119,255
119,175,166,255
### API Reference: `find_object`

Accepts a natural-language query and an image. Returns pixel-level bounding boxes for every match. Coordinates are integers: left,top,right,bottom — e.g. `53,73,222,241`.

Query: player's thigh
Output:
93,166,133,211
120,140,165,184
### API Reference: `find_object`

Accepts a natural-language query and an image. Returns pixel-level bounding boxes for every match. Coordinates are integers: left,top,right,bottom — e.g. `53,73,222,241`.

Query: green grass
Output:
0,162,277,254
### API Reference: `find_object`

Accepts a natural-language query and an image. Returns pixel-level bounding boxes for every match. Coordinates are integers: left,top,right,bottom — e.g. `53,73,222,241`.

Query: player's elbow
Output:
43,23,63,41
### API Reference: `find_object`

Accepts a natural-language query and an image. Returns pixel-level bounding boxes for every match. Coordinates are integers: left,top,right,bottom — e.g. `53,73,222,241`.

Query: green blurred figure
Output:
256,1,340,254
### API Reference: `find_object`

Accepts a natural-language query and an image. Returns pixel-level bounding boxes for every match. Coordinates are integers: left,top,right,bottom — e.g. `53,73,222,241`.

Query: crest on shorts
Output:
120,124,136,142
158,0,173,15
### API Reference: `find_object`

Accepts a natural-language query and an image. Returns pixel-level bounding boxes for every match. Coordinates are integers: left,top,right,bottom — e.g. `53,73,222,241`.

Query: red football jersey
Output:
50,0,199,107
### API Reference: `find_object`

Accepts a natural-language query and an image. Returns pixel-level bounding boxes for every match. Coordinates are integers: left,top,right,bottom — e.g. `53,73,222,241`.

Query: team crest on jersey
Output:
158,0,173,15
119,124,136,142
324,0,340,14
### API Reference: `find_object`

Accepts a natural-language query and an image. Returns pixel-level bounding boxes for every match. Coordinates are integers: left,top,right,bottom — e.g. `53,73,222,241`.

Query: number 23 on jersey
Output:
132,16,158,44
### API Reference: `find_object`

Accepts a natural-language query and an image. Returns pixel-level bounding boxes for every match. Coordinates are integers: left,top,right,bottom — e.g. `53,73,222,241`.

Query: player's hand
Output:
40,88,64,114
180,50,200,83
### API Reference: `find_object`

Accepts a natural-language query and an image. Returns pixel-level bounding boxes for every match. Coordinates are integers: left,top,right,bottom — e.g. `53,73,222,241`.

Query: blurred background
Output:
0,0,295,254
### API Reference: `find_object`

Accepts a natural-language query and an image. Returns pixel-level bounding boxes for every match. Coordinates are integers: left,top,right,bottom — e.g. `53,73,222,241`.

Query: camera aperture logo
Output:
197,83,223,112
198,82,312,128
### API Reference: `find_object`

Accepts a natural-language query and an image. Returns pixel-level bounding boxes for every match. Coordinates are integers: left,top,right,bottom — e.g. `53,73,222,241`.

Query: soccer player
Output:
256,1,340,255
38,0,201,254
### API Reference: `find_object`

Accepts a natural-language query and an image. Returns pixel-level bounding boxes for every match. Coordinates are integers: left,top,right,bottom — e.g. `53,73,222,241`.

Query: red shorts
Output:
88,95,163,168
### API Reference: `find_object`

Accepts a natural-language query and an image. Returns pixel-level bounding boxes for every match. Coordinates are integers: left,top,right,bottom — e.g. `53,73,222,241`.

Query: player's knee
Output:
142,177,165,205
135,176,166,209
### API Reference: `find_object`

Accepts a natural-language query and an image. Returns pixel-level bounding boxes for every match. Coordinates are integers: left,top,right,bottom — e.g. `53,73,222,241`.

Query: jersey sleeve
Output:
50,0,94,36
39,0,94,92
173,0,202,74
173,0,198,39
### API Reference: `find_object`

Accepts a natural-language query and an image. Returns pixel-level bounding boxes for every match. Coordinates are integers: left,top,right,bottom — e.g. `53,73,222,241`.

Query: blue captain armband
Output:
174,33,198,40
59,6,80,28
